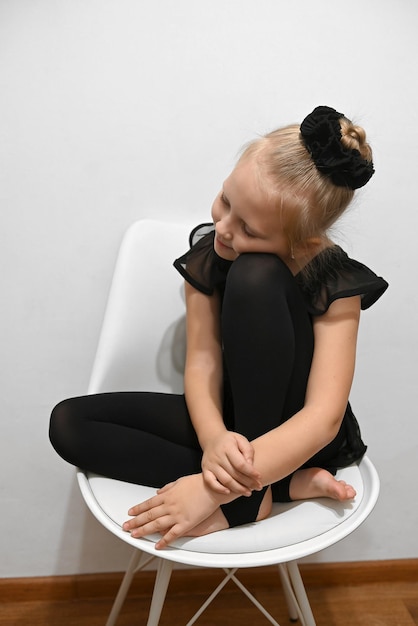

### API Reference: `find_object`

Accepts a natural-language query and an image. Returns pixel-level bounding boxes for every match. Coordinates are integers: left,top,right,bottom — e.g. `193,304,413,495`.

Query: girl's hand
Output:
202,431,262,495
122,474,226,550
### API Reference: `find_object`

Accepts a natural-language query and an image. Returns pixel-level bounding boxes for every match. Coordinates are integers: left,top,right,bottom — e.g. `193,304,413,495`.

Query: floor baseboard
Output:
2,559,417,604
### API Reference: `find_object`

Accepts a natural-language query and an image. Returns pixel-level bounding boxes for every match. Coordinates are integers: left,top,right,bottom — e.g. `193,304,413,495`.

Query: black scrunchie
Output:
300,105,374,190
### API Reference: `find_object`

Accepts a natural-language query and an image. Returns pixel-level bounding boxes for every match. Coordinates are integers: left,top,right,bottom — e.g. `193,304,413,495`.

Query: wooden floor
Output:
2,563,418,626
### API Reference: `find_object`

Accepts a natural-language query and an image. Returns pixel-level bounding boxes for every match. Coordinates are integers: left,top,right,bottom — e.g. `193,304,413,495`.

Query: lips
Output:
216,236,232,250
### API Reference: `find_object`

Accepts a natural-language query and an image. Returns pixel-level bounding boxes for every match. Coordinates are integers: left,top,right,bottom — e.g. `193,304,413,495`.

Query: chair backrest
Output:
88,219,194,395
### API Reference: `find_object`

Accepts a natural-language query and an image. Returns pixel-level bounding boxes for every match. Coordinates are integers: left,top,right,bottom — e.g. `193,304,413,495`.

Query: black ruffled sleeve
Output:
296,246,389,315
173,223,232,295
174,227,388,313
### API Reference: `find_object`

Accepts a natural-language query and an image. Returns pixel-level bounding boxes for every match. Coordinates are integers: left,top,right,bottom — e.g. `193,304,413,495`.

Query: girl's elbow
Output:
307,401,347,445
323,408,347,444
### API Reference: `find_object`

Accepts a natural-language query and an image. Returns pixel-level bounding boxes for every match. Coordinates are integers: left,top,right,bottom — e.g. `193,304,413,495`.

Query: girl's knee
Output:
226,253,293,301
49,398,80,460
50,398,73,428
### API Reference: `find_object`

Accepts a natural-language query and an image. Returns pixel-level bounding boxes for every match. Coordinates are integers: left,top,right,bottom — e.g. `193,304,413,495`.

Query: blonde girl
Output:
50,106,388,549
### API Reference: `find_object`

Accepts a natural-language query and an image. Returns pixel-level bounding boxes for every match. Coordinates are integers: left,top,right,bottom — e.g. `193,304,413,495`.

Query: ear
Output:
305,236,323,248
296,237,323,256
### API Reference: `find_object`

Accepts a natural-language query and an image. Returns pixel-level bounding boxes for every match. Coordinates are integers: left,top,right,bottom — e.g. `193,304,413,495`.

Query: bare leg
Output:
289,467,356,502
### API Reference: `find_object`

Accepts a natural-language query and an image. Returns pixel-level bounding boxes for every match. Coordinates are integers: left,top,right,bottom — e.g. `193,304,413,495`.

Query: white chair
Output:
77,219,380,626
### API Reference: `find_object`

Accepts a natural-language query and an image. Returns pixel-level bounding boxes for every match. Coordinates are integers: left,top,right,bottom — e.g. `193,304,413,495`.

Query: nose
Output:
216,215,233,240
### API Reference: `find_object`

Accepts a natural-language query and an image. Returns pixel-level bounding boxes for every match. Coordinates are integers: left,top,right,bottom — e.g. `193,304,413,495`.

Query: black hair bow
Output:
300,106,374,190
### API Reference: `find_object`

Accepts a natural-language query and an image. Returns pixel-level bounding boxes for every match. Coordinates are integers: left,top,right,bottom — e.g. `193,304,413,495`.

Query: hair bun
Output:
300,106,374,190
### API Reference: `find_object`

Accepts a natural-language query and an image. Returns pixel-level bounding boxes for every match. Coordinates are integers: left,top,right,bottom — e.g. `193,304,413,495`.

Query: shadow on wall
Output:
156,314,187,394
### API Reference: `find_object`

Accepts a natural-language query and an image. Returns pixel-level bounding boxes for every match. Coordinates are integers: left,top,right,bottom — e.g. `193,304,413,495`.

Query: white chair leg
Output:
286,561,316,626
146,558,174,626
106,549,144,626
278,564,299,622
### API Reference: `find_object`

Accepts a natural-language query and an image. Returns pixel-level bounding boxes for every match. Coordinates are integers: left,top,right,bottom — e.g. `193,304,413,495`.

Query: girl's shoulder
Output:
296,245,389,315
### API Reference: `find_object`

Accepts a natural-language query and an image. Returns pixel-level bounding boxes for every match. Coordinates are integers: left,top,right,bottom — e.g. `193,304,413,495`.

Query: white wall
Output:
1,0,417,578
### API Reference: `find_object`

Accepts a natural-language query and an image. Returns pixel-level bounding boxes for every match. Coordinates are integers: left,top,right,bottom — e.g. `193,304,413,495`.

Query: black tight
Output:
49,253,346,527
50,392,202,486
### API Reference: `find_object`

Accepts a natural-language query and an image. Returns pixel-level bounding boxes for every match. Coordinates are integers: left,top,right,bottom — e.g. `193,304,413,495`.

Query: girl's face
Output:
211,157,292,264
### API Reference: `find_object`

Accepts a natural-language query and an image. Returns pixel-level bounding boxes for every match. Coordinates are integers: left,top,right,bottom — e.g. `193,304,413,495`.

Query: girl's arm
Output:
251,295,361,484
183,281,225,448
184,281,261,494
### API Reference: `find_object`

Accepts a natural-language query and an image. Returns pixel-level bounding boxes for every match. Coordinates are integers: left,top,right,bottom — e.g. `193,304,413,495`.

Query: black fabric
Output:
295,246,389,315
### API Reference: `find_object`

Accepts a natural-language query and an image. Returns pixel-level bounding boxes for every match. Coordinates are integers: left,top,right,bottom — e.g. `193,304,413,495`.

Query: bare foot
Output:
289,467,356,502
185,508,229,538
187,487,273,538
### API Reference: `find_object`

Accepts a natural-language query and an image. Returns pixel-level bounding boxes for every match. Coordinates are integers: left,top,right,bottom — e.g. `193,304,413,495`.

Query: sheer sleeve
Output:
296,246,389,315
174,229,388,312
173,223,232,295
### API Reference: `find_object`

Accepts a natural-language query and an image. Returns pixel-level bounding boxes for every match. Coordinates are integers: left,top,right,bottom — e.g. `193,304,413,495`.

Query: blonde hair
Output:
241,117,373,248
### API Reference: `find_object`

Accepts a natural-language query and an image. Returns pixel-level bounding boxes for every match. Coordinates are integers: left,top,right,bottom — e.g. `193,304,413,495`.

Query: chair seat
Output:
86,462,364,555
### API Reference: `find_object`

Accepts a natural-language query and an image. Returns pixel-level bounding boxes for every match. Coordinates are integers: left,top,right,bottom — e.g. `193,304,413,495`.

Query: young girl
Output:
49,105,388,550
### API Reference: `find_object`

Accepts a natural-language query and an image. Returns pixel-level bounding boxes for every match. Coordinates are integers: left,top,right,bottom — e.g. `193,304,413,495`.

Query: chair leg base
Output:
106,552,316,626
186,563,316,626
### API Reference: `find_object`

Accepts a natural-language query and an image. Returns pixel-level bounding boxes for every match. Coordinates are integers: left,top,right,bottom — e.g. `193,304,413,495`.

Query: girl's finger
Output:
127,494,162,516
123,502,168,530
237,438,255,463
221,474,252,496
203,470,230,494
129,514,173,539
206,466,252,495
231,468,263,491
155,523,184,550
226,451,261,482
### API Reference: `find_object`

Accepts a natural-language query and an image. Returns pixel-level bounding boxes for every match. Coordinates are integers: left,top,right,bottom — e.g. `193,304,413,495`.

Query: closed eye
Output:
242,223,256,237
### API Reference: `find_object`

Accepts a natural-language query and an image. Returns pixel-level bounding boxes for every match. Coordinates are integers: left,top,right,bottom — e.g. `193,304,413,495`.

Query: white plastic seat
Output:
78,219,380,626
